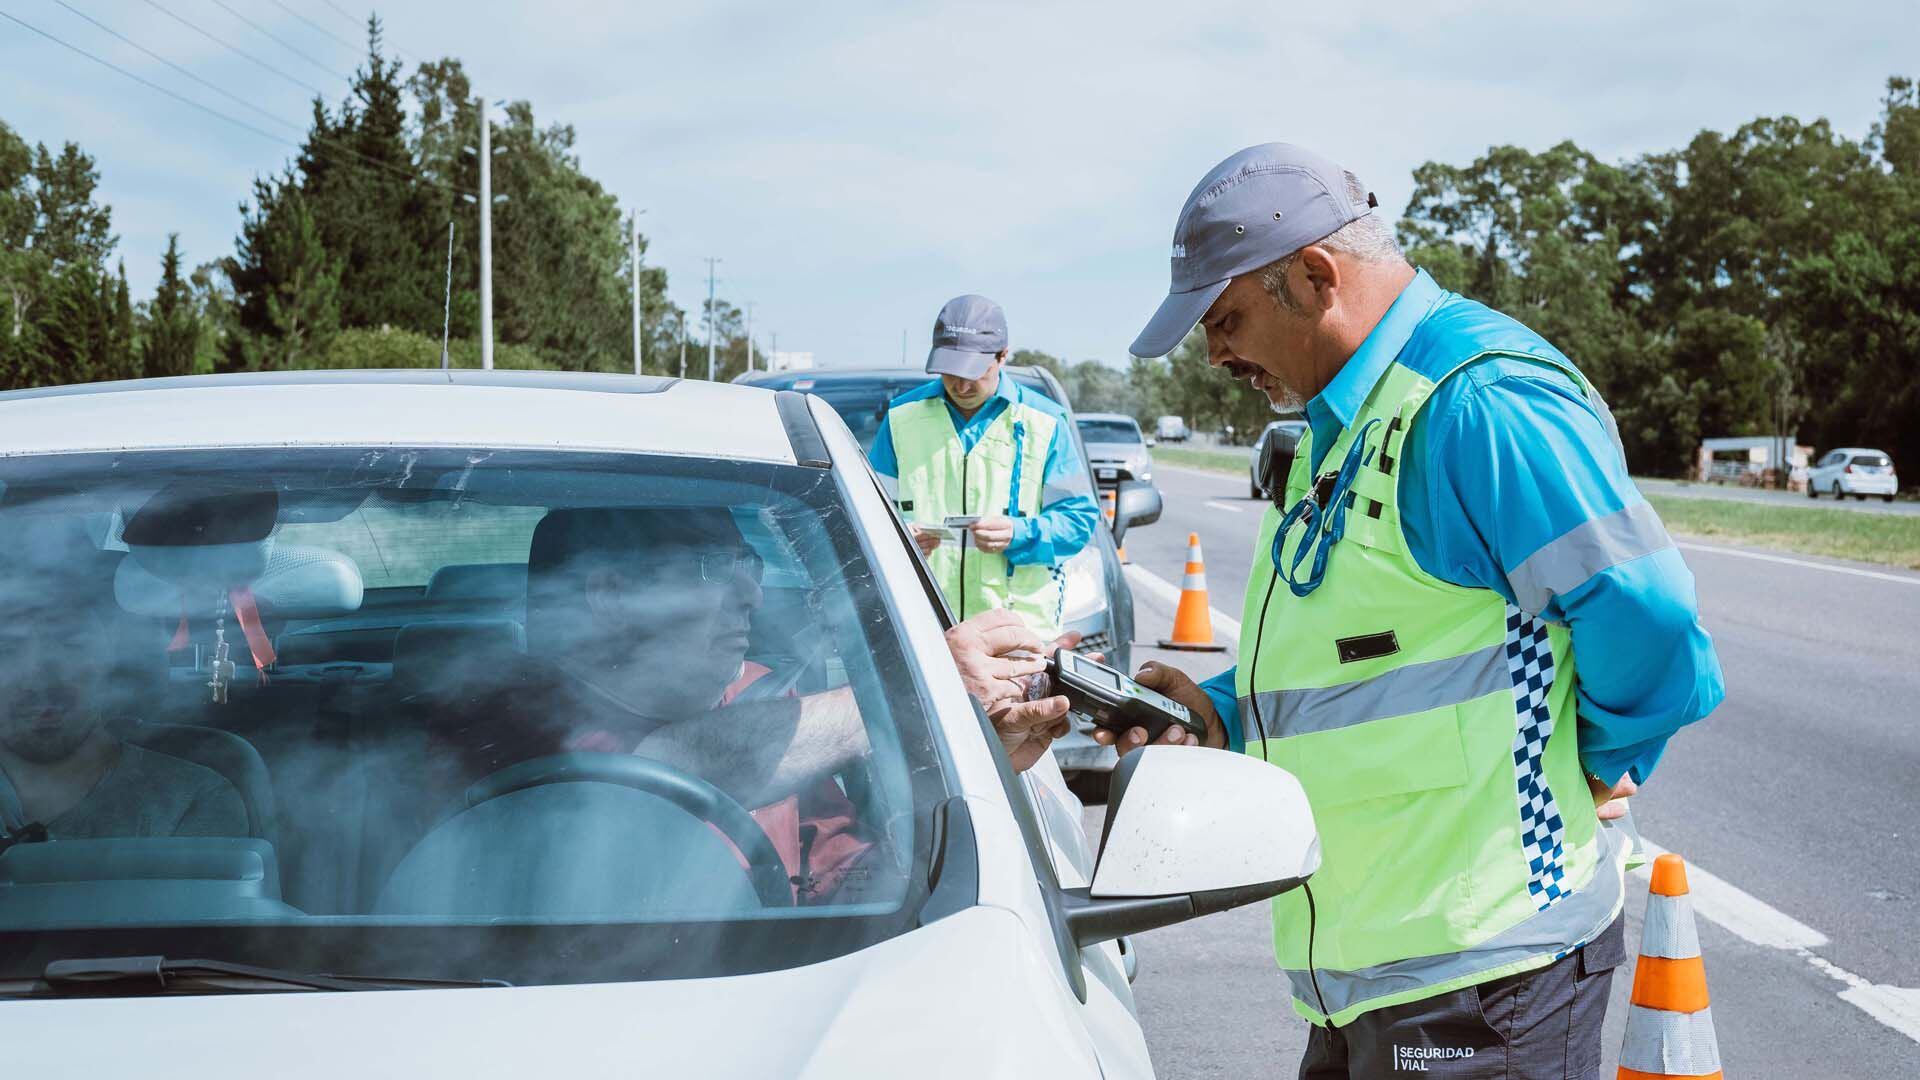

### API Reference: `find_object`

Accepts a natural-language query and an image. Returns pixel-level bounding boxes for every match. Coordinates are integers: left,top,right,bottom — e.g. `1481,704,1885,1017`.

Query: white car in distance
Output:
1807,447,1898,502
0,371,1320,1080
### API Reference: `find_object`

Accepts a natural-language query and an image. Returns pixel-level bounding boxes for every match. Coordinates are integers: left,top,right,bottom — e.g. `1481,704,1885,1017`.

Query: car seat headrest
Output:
116,544,364,619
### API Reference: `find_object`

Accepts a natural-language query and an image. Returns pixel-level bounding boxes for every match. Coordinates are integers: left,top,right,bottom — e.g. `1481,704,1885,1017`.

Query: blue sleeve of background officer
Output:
1401,358,1725,788
868,412,900,478
1199,667,1243,753
1004,418,1100,568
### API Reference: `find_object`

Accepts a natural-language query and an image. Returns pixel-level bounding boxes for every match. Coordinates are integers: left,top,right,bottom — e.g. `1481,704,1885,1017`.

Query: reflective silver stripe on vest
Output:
1506,502,1673,617
1285,826,1626,1019
1619,1005,1722,1075
1240,642,1510,739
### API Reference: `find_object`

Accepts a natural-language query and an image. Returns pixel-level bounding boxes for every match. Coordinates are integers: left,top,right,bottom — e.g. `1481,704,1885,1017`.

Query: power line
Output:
139,0,327,98
49,0,301,135
0,9,473,198
206,0,349,83
268,0,357,55
316,0,360,31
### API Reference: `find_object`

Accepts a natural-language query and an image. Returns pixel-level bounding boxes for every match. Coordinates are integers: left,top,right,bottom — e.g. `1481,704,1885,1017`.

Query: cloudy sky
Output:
4,0,1916,368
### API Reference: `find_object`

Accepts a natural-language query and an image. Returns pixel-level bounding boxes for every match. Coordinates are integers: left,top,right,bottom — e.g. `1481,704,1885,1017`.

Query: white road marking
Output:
1630,840,1920,1043
1203,500,1244,514
1676,541,1920,587
1158,464,1247,483
1131,557,1920,1044
1126,564,1241,645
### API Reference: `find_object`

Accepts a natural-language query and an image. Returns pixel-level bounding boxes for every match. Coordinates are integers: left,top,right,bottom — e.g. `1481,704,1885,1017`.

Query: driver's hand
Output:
1090,661,1224,753
990,694,1072,773
945,610,1048,714
908,524,942,556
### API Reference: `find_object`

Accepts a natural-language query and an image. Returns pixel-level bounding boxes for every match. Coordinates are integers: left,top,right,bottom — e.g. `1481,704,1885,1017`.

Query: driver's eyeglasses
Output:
694,549,765,585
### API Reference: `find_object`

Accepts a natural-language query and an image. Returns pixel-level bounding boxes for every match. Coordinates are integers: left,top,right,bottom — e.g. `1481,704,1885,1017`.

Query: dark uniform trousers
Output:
1298,916,1626,1080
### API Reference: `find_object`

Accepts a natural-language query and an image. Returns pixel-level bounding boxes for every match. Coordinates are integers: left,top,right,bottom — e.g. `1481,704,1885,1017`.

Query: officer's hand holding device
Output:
1038,650,1209,743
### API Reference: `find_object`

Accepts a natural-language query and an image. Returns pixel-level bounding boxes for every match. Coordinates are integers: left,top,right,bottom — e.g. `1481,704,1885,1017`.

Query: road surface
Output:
1096,464,1920,1078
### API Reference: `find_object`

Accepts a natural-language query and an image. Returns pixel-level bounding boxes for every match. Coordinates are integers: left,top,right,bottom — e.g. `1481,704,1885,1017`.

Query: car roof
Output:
1075,413,1138,425
1828,447,1890,456
0,370,801,463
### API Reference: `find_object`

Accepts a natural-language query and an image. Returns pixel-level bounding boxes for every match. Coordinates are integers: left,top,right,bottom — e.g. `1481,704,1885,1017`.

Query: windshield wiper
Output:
15,955,510,996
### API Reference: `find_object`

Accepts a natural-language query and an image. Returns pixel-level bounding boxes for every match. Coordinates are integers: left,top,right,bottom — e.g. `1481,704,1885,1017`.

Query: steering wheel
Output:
462,752,794,908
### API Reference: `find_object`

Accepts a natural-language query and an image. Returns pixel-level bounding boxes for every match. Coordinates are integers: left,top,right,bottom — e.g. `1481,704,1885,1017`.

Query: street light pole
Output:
677,310,687,379
744,302,753,373
478,91,494,370
704,257,720,381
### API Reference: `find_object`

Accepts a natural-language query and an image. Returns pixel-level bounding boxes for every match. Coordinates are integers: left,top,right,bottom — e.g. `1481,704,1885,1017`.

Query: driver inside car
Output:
449,507,882,904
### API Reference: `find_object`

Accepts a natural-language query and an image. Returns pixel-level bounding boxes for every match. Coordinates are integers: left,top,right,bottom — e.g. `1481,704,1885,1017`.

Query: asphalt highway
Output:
1091,463,1920,1079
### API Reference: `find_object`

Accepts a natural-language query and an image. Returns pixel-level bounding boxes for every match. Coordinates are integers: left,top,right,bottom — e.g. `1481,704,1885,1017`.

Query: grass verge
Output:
1155,446,1250,475
1646,495,1920,570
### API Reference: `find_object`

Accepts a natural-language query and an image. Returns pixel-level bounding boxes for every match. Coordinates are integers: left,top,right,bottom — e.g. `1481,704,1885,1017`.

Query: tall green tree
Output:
142,235,200,378
297,17,439,334
224,179,341,371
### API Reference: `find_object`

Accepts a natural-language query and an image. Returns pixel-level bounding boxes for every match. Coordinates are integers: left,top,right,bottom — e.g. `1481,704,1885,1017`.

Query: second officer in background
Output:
870,294,1099,640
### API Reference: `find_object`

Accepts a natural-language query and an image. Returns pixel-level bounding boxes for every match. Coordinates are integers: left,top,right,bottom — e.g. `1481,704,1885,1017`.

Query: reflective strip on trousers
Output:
1641,893,1702,959
1620,1006,1722,1076
1505,502,1673,617
1239,641,1510,738
1284,826,1627,1019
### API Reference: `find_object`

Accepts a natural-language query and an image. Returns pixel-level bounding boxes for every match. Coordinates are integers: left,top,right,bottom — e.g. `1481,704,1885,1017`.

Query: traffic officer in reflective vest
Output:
1100,144,1726,1078
870,294,1099,641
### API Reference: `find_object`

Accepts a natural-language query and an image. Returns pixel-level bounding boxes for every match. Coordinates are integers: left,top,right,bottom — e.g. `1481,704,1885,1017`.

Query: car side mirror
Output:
1062,747,1319,947
1110,480,1161,547
1145,437,1157,448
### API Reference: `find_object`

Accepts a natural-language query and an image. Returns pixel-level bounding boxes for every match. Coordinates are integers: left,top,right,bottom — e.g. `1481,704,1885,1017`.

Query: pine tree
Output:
224,179,341,371
143,234,200,378
299,17,439,333
107,260,134,379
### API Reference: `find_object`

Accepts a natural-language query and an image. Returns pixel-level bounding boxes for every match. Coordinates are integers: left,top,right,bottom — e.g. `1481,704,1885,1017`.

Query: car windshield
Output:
0,447,948,989
1077,419,1142,444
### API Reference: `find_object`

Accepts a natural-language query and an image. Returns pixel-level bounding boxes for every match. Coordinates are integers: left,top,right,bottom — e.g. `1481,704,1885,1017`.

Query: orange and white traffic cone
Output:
1159,532,1227,652
1618,854,1723,1080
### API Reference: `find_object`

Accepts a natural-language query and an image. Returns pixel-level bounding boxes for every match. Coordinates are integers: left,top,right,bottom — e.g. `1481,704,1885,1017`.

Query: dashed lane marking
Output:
1677,541,1920,587
1203,500,1244,514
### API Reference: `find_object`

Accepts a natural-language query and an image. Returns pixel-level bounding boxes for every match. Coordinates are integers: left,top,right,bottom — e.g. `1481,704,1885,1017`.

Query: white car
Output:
0,371,1319,1079
1807,447,1899,502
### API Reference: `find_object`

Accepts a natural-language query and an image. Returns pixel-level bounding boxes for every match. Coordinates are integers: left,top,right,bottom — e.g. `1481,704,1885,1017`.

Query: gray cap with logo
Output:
926,294,1009,379
1130,143,1377,358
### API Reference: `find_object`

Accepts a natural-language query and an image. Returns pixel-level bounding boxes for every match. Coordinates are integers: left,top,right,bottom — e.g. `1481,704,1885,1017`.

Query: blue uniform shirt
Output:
869,374,1100,569
1202,270,1724,786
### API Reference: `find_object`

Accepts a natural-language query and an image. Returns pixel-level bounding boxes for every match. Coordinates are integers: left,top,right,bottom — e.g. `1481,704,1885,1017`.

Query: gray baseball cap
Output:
1131,143,1377,358
926,294,1009,379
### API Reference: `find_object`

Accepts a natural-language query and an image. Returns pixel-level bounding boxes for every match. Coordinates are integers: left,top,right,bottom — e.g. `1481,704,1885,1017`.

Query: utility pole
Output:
440,221,454,370
704,257,720,381
677,310,687,379
900,328,907,366
770,331,777,370
744,302,754,372
629,211,647,375
477,92,494,370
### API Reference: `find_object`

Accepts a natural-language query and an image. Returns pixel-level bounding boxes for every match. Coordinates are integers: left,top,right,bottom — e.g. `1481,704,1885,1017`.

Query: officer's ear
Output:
996,349,1010,363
